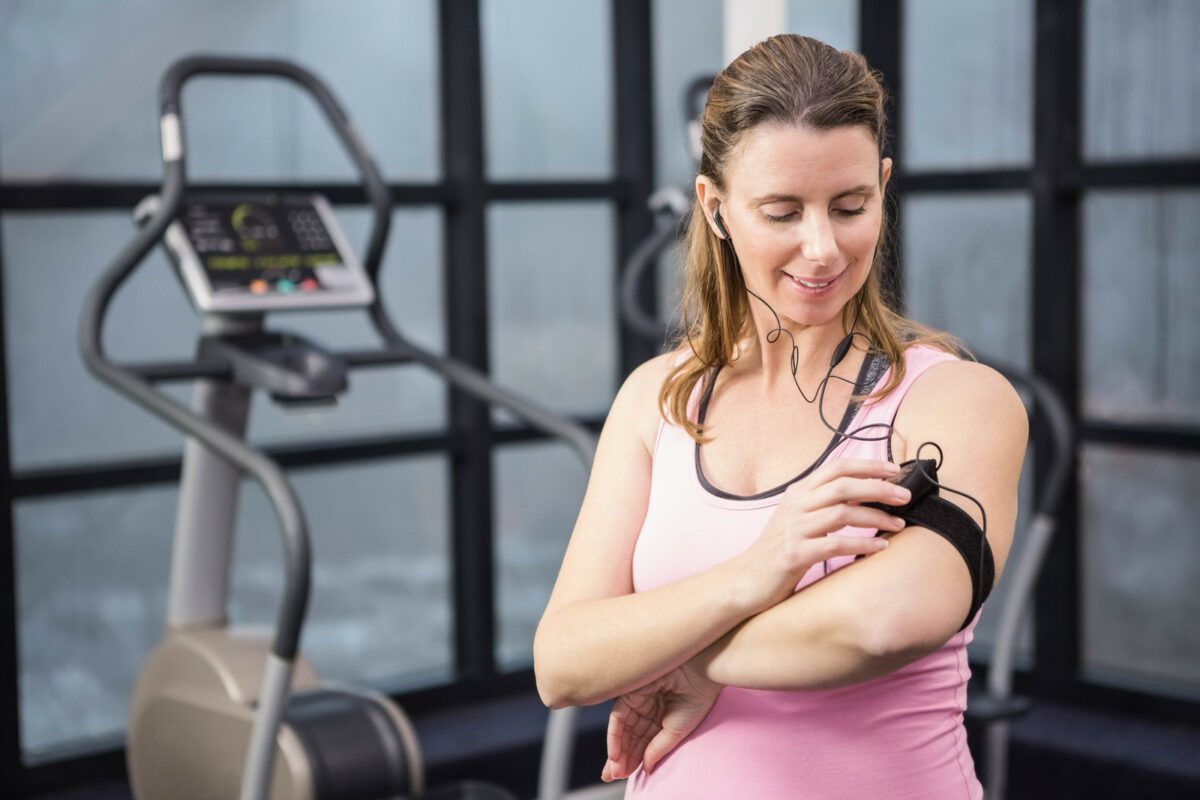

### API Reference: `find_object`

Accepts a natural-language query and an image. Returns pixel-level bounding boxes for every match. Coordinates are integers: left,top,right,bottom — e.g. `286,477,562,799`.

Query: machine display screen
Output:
180,196,350,296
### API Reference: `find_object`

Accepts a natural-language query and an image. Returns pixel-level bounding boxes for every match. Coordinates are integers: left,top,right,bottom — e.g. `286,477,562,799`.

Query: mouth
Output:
781,266,846,296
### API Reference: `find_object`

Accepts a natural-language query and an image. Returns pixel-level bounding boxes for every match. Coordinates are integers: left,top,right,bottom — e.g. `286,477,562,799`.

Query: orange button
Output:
249,279,269,294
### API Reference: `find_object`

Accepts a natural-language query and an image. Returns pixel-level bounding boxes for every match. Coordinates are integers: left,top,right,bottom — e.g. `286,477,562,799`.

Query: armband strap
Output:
858,493,995,632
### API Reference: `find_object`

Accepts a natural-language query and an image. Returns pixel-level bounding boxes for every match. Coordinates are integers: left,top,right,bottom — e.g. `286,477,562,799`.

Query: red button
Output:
299,278,320,292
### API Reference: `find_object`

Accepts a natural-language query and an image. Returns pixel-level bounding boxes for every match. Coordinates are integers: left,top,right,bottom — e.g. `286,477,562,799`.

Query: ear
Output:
694,176,725,238
880,157,894,192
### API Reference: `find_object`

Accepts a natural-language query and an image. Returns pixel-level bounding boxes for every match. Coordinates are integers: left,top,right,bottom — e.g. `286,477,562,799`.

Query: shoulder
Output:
894,354,1028,466
607,346,689,457
862,356,1030,653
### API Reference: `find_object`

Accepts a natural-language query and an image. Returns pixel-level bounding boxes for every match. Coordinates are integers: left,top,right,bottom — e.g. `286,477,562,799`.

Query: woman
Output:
533,34,1027,799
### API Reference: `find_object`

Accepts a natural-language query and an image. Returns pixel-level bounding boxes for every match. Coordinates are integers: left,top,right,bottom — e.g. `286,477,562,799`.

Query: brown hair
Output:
660,33,968,442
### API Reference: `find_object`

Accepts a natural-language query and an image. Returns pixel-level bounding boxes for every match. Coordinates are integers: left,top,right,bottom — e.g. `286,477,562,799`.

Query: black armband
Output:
858,493,995,633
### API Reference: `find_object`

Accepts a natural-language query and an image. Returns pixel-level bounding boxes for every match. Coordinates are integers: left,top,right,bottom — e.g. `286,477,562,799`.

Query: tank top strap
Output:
651,349,709,462
848,344,961,462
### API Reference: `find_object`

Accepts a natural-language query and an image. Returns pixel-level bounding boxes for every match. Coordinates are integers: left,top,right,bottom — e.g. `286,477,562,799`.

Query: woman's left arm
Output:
600,361,1029,781
700,360,1029,689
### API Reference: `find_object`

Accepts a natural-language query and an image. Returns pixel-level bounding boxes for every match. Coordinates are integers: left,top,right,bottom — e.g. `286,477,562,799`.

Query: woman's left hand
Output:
600,656,724,782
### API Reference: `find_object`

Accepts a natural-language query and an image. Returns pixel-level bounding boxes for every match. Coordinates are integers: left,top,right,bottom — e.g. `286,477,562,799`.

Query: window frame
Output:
864,0,1200,725
3,0,1200,795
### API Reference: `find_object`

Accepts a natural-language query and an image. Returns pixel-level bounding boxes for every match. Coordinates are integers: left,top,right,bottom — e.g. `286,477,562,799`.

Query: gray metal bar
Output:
239,654,295,800
539,706,580,800
167,378,251,627
974,358,1073,800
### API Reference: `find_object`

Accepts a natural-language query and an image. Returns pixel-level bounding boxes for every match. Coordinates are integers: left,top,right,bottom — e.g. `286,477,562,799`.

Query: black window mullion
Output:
0,181,449,211
1081,421,1200,452
1032,0,1083,696
439,0,496,683
1081,160,1200,189
859,0,906,308
485,180,626,202
0,203,26,793
613,0,657,375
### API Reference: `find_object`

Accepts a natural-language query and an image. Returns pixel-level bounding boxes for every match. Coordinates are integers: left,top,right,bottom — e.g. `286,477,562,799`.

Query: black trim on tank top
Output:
694,349,889,501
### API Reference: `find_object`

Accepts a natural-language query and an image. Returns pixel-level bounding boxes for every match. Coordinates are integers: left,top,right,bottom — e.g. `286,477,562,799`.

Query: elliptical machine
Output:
80,55,595,800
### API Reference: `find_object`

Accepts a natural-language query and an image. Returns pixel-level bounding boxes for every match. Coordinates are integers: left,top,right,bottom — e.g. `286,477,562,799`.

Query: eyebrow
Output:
752,185,873,204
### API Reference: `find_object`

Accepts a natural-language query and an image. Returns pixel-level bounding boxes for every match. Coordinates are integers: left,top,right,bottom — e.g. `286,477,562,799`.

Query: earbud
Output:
712,204,731,241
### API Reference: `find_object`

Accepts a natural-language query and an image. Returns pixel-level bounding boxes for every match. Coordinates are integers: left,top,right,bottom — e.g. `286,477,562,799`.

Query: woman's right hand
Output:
732,458,913,612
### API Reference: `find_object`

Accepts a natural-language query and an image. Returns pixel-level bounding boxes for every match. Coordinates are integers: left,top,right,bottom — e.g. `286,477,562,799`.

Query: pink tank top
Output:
624,344,983,799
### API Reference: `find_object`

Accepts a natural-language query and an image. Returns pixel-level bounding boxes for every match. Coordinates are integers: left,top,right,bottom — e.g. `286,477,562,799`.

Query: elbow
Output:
534,666,583,710
859,614,936,662
540,691,575,711
533,627,578,709
534,665,574,709
535,680,565,710
860,621,903,660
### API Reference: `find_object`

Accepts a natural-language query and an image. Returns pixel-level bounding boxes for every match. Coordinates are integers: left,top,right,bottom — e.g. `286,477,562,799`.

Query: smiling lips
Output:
782,267,844,292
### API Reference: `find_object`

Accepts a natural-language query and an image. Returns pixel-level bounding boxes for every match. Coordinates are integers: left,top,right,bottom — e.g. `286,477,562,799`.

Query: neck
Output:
737,303,862,394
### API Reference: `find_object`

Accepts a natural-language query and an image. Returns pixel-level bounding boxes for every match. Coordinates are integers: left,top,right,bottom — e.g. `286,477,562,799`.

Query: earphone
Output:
713,203,732,241
708,201,989,594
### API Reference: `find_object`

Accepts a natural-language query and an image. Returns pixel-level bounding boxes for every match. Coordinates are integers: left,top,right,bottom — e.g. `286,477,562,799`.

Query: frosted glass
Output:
1084,0,1200,162
0,0,439,180
17,455,453,758
3,208,446,470
787,0,858,52
902,0,1033,170
902,193,1032,369
652,0,858,190
1082,191,1200,426
17,484,175,758
1081,445,1200,697
494,442,589,670
652,0,723,189
230,457,454,687
487,203,618,421
482,0,613,179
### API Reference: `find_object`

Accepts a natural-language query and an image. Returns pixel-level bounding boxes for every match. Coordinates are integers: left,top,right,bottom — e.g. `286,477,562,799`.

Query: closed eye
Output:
764,205,868,223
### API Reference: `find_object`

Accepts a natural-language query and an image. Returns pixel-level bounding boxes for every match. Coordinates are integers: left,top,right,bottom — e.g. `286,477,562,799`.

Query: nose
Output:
798,211,839,268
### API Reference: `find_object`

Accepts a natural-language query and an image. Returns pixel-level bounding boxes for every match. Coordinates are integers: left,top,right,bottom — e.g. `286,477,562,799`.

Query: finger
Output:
606,705,624,762
623,721,656,777
818,533,893,559
643,725,688,775
803,475,913,511
804,504,907,537
610,693,660,777
608,700,640,775
623,705,661,777
809,458,902,488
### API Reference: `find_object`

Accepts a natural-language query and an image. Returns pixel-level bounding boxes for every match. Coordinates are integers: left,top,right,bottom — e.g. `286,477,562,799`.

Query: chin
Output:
769,303,843,331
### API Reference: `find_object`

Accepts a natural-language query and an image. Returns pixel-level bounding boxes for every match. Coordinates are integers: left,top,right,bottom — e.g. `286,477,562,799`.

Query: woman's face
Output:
698,123,892,330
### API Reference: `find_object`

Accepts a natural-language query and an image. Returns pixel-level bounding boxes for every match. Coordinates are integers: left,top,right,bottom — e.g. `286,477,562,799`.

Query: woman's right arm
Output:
533,352,757,709
534,353,905,709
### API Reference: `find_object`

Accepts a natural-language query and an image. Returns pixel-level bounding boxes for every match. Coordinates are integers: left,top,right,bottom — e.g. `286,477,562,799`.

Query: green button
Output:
276,279,296,294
